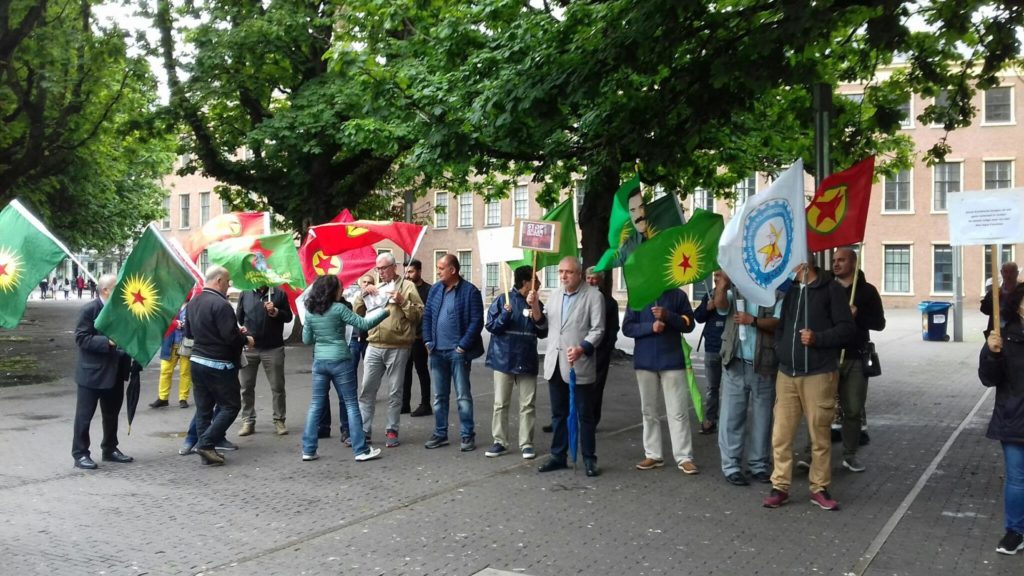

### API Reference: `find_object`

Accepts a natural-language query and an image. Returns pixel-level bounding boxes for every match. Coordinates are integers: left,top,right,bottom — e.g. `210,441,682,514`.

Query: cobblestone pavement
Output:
0,299,1020,575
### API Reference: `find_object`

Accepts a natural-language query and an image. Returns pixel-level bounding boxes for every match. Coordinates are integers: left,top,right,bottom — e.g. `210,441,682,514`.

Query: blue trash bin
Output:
918,301,953,341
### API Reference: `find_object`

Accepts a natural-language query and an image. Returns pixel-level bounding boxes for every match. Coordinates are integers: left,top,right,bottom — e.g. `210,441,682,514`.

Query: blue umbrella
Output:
568,365,578,466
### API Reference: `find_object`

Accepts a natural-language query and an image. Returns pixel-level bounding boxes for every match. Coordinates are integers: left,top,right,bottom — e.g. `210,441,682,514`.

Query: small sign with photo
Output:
514,219,561,253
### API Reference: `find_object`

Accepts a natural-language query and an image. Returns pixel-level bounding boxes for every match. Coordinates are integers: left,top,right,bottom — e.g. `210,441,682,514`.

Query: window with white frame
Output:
544,265,557,289
457,250,473,283
574,180,585,221
933,162,960,212
221,197,231,214
985,160,1013,189
513,184,529,220
883,169,911,212
458,194,473,227
898,97,914,128
485,263,499,295
984,86,1013,124
692,188,714,212
161,196,171,229
485,199,501,226
733,175,756,213
984,246,1016,285
433,250,446,283
883,245,912,293
933,245,953,294
618,269,628,291
434,192,449,228
179,194,191,228
199,192,211,225
199,250,209,273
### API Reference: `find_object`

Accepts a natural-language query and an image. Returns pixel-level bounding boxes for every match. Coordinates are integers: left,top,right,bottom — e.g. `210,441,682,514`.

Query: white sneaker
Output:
302,452,319,461
355,446,382,462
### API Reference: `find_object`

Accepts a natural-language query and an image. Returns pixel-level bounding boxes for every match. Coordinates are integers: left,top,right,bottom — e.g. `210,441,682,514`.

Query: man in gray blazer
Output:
538,257,605,477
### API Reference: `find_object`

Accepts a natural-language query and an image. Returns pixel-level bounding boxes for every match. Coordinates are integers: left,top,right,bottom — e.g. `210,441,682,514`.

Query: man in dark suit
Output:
71,274,133,470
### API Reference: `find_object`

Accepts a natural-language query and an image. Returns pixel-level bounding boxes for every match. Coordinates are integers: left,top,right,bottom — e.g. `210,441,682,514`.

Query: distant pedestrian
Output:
39,279,48,300
62,279,71,300
76,275,85,299
88,278,97,299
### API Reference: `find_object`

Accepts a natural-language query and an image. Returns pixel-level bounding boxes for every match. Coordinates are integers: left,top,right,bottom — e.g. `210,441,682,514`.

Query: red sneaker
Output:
762,488,789,508
810,489,840,511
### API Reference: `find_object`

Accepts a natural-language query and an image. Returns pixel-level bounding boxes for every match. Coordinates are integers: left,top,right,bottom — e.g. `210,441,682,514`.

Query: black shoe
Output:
400,406,411,414
699,421,717,435
195,447,225,465
179,400,189,409
538,458,567,473
317,429,332,439
102,450,134,463
584,460,600,477
725,472,750,486
74,456,97,470
542,425,553,433
149,398,169,408
410,405,432,417
997,530,1024,555
750,471,772,484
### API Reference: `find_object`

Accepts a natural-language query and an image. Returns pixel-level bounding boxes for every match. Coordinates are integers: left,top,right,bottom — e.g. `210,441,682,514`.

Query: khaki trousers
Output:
770,370,838,494
491,371,537,449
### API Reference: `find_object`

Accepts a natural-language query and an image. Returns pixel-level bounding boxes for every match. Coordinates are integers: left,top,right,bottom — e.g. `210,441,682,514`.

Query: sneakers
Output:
485,443,507,457
179,399,189,409
842,456,865,473
635,458,664,470
355,447,382,462
238,422,254,436
997,530,1024,555
410,404,432,417
385,429,400,448
215,439,238,451
521,446,536,460
302,452,319,461
178,440,196,456
810,489,840,511
149,398,169,408
460,437,476,452
763,488,790,508
679,461,699,475
424,435,449,449
274,421,288,436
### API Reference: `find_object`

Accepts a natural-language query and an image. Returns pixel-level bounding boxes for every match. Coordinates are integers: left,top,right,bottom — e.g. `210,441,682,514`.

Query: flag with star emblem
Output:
806,156,874,252
623,209,724,310
717,160,808,308
207,232,306,290
298,209,377,287
0,200,69,329
95,225,197,365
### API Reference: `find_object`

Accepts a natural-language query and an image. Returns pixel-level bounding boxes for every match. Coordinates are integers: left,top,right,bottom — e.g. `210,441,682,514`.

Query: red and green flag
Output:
509,197,579,271
95,225,197,365
207,233,306,290
298,209,378,287
183,211,268,261
623,208,724,311
594,175,685,271
0,200,70,328
806,156,875,252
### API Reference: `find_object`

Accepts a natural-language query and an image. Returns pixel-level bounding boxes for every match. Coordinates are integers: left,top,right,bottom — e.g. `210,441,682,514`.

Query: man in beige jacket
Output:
355,252,424,447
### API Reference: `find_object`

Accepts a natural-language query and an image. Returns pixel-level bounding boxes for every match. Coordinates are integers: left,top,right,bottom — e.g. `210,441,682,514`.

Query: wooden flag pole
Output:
992,244,1001,337
502,262,510,310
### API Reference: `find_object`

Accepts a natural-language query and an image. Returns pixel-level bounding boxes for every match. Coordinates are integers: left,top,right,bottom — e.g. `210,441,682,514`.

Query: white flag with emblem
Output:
717,159,808,307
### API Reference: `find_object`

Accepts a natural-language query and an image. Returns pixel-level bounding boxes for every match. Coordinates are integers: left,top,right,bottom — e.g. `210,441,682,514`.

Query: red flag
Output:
806,156,875,252
183,212,267,261
307,220,426,257
299,210,379,287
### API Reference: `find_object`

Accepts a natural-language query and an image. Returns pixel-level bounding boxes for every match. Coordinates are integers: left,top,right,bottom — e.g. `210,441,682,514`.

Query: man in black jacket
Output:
71,274,133,470
187,266,252,465
763,263,854,511
585,266,619,427
832,248,885,473
236,284,293,436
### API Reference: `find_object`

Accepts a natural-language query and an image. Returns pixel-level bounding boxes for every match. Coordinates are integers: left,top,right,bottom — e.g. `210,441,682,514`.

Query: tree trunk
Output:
579,162,619,294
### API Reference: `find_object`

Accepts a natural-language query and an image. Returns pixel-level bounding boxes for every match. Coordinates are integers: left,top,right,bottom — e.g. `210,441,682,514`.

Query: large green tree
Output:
0,0,174,250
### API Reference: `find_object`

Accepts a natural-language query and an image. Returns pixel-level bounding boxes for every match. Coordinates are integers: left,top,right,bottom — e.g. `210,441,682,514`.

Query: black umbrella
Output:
125,360,143,435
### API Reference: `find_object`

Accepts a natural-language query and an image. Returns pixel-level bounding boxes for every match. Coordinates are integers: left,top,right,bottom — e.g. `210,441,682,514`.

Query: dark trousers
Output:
191,362,241,450
402,338,431,411
548,365,598,464
592,348,613,427
72,384,124,459
704,352,723,424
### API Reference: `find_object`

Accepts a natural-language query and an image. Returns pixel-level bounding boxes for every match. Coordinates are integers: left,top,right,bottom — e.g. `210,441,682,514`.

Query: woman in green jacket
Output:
302,275,389,461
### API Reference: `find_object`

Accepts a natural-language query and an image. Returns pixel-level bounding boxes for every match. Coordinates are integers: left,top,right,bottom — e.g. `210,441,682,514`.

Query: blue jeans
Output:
316,342,361,436
191,363,241,450
430,349,474,440
185,405,222,445
303,358,368,457
1004,441,1024,533
718,360,774,476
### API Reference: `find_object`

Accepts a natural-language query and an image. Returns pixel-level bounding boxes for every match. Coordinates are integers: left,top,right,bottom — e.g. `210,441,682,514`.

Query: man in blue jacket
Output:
422,254,484,452
484,266,548,459
622,287,698,475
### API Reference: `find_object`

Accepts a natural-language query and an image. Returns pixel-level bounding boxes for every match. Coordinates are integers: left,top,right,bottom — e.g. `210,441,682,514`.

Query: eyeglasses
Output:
376,264,395,272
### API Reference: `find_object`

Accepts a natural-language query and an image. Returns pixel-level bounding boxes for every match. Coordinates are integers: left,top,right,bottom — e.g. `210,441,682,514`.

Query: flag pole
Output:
991,244,1001,337
502,261,510,310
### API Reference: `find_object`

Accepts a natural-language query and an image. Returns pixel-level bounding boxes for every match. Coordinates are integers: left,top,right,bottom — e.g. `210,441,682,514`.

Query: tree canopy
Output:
0,0,174,251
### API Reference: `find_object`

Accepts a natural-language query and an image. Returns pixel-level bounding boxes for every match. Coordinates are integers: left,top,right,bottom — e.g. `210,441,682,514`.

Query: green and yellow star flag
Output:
0,200,69,329
510,197,579,271
96,225,197,365
623,208,724,311
207,232,306,290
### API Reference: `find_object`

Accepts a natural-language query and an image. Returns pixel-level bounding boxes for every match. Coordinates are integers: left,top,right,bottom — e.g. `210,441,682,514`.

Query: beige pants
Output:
491,371,537,449
770,371,838,494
